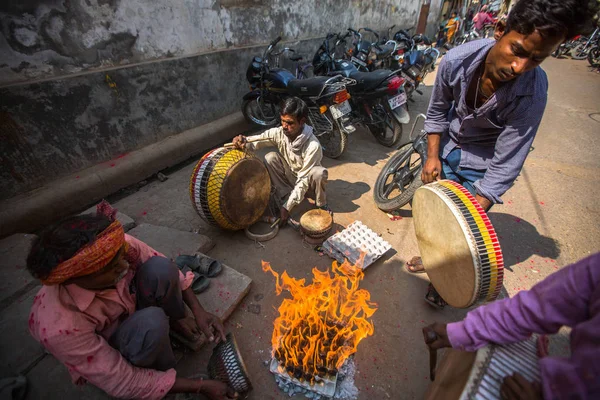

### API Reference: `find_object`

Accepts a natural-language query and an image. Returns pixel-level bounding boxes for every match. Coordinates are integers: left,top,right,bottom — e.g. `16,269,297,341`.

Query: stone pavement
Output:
0,211,252,399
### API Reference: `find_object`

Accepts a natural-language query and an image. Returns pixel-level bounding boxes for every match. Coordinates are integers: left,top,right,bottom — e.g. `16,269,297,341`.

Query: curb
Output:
0,112,249,238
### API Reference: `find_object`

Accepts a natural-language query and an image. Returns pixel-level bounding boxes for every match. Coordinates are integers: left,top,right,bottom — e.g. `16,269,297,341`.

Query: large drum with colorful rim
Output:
412,180,504,308
189,148,271,230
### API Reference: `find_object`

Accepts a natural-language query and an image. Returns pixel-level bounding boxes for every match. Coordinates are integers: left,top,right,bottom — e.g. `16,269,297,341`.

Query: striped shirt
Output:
424,39,548,203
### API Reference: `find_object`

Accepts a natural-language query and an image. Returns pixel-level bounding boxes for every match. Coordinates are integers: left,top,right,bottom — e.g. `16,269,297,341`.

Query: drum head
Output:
413,186,477,308
220,158,271,228
300,209,333,236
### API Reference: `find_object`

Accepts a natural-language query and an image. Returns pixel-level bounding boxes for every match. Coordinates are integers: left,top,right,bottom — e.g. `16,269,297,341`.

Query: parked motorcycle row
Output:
241,26,440,159
552,26,600,71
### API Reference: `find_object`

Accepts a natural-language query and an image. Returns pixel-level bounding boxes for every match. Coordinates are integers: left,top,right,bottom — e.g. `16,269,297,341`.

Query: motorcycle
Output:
242,36,355,159
313,31,411,148
396,33,440,100
373,113,428,211
570,27,599,60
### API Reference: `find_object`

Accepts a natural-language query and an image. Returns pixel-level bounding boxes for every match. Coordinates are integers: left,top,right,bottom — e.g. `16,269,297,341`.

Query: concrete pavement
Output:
1,55,598,399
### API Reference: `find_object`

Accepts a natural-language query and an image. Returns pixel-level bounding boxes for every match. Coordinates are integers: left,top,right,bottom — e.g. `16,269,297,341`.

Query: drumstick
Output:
270,218,281,229
223,137,271,148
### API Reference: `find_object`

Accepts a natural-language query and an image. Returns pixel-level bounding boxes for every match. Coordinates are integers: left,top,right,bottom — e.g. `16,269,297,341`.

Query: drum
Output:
426,336,541,400
413,180,504,308
189,148,271,230
299,209,333,244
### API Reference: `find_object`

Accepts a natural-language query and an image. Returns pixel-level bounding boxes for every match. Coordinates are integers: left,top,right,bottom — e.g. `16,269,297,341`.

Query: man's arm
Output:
232,128,279,151
422,56,454,184
472,96,546,204
283,142,322,212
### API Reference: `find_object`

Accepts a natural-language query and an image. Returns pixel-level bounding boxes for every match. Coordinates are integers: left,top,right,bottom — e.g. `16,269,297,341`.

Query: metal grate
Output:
208,333,253,393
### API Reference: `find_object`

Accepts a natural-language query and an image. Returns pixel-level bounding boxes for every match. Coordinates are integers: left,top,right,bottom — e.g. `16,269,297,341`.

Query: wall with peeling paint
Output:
0,0,443,200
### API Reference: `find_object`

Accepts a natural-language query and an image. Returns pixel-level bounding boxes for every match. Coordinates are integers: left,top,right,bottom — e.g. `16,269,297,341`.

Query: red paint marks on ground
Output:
110,163,116,167
215,309,219,313
540,201,545,205
65,330,71,335
421,320,426,323
75,176,80,179
142,211,147,215
87,356,94,363
515,218,521,223
116,153,129,159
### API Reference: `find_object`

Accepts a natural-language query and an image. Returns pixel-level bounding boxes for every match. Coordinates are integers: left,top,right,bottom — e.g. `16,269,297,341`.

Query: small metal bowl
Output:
208,333,253,393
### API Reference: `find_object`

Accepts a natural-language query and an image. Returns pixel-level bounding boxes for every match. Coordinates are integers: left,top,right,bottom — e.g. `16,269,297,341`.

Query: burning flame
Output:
262,258,377,383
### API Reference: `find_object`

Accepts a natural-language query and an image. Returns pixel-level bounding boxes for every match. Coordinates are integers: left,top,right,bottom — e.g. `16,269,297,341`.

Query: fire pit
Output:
263,258,377,398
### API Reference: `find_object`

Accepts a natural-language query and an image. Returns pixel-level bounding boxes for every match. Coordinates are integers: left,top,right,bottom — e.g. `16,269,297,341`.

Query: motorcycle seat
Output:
348,69,394,91
287,76,336,96
374,43,396,59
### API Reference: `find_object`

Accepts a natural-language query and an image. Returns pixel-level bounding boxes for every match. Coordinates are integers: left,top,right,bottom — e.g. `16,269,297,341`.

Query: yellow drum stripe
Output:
439,182,499,299
206,149,246,230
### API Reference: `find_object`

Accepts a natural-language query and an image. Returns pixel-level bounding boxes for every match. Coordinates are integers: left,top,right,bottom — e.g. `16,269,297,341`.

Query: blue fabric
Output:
441,148,486,196
424,39,548,203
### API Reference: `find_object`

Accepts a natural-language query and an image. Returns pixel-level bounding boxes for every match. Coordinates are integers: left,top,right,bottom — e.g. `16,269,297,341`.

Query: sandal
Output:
191,272,211,294
424,284,447,309
176,254,223,277
406,256,426,273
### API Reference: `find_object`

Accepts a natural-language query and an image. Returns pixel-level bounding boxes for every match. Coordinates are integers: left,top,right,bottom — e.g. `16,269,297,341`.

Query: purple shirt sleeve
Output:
447,253,600,399
423,56,453,135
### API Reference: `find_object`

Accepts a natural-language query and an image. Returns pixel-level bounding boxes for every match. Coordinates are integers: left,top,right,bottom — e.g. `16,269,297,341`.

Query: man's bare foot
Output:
170,316,200,342
406,256,426,273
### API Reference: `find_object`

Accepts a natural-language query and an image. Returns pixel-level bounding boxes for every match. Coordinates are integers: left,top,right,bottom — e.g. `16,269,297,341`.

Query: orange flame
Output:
262,257,377,382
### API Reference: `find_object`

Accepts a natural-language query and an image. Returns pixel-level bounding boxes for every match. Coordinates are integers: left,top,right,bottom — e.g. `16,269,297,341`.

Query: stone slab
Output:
127,223,214,258
25,355,108,400
81,205,136,232
0,286,44,377
0,233,38,304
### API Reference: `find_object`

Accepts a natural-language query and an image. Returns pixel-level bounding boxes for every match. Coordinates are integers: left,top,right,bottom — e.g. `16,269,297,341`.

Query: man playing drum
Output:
423,252,600,399
406,0,593,307
232,97,329,227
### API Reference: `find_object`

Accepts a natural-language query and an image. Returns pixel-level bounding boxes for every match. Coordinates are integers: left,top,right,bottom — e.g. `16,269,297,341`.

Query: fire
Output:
262,258,377,383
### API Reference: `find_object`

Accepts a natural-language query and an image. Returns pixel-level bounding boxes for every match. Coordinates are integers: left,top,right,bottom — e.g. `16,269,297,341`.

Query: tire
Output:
319,125,348,159
570,43,588,60
242,97,280,128
373,142,425,212
587,46,600,67
552,45,566,58
370,102,403,148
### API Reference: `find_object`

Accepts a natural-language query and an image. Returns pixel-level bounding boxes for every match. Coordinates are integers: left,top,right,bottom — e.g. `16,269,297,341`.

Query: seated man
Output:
407,0,592,307
423,252,600,399
232,97,329,226
26,207,238,400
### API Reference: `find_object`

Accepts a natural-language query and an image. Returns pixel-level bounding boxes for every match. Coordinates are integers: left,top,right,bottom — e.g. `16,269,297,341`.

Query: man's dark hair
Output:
506,0,592,39
280,97,308,121
27,214,112,280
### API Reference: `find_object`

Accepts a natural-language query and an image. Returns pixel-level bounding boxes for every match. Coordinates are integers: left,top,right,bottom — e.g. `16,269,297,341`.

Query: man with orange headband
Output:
26,203,238,399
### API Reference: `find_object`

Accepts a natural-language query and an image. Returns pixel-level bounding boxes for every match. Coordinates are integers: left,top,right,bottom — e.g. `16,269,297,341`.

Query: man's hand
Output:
422,157,442,184
279,207,290,227
232,135,247,150
422,323,452,350
201,380,239,400
475,194,492,212
500,373,542,400
195,310,226,343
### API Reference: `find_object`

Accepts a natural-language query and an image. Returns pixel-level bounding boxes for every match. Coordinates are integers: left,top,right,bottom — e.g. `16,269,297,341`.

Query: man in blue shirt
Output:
407,0,593,308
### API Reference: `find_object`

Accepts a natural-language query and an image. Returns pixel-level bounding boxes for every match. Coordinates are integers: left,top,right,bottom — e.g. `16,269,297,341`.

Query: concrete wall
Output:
0,0,437,201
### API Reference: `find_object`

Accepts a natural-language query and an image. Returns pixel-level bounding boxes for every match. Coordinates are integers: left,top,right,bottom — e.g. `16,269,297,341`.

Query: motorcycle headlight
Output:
359,53,367,61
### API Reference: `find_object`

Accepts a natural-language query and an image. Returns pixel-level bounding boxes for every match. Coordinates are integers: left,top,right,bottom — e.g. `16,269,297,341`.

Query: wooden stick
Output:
223,137,270,148
270,218,281,229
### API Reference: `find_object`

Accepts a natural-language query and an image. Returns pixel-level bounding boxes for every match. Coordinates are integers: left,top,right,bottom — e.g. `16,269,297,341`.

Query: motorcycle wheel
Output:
370,103,403,148
570,43,588,60
552,45,566,58
587,46,600,67
373,141,424,212
242,97,280,127
318,124,348,159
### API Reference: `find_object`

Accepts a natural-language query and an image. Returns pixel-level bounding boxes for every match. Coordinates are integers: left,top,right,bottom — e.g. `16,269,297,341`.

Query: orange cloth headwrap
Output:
42,220,126,285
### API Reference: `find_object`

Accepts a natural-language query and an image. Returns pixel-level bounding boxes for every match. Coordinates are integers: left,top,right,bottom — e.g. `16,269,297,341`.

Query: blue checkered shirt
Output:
423,39,548,204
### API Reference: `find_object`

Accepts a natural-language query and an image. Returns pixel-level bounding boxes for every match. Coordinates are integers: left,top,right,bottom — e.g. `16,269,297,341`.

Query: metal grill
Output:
208,333,253,393
308,107,334,133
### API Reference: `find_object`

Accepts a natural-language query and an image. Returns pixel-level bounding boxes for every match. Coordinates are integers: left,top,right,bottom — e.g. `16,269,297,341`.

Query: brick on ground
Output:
127,223,214,258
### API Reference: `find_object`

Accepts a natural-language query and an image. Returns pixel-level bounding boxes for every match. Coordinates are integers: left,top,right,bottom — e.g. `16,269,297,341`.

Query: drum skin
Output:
189,149,271,231
413,180,504,308
300,209,333,239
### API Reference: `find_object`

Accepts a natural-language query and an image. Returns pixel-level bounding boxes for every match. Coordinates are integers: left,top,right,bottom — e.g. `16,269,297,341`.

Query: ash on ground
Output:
272,358,359,400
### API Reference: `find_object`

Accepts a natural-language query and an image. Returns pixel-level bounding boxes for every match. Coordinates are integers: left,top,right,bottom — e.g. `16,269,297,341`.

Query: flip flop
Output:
191,272,211,294
424,284,447,309
406,256,426,274
176,254,223,277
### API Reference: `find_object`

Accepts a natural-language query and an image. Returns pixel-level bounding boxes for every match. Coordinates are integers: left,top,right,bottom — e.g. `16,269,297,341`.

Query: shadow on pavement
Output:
327,179,370,213
488,212,561,271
